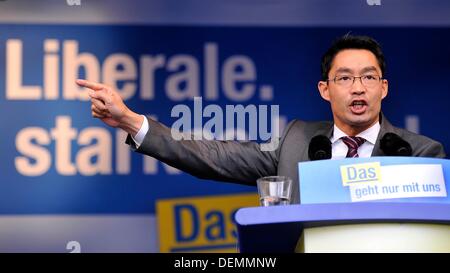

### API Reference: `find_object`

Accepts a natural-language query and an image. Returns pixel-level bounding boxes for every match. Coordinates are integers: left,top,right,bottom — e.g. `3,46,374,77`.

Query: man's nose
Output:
351,77,366,94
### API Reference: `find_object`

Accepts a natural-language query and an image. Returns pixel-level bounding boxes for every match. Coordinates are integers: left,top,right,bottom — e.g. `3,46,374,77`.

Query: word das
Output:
174,204,238,243
341,162,381,186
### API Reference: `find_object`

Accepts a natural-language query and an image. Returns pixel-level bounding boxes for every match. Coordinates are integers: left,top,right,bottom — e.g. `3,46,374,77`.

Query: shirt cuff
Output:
130,115,148,148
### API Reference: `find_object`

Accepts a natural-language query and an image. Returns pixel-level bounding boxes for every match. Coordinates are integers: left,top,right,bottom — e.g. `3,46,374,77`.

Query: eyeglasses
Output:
327,75,383,88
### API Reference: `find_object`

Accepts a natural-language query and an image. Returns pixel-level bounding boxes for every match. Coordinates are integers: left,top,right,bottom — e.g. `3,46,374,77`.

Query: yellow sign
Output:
340,162,382,186
156,193,259,253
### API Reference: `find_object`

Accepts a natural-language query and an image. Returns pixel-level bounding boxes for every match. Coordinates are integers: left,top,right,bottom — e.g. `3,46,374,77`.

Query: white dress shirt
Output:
132,116,381,158
130,115,149,148
330,122,380,159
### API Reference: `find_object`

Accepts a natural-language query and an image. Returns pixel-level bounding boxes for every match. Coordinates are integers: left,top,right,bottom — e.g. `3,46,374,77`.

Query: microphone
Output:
380,132,412,156
308,135,332,160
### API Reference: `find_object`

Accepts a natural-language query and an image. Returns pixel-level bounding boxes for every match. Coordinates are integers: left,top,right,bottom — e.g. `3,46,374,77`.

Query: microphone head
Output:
380,132,412,156
308,135,332,160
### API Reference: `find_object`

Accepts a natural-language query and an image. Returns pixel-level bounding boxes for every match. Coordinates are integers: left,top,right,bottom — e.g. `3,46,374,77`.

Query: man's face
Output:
318,49,388,135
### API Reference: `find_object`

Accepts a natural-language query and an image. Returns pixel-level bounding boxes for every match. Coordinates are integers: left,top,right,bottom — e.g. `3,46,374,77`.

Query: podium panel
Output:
235,202,450,253
299,223,450,253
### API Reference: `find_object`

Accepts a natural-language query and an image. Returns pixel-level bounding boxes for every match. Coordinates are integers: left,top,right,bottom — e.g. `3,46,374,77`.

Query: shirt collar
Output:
331,122,380,145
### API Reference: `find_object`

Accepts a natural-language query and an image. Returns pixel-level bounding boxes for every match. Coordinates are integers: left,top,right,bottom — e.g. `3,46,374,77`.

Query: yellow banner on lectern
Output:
156,193,259,253
340,162,382,186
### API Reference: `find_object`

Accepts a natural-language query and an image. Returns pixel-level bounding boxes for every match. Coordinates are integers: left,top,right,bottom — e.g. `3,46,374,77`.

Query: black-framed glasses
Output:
327,75,383,88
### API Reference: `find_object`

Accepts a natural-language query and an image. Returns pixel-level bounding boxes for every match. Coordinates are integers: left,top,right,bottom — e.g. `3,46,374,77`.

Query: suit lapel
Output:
313,123,334,139
300,122,333,162
371,112,396,156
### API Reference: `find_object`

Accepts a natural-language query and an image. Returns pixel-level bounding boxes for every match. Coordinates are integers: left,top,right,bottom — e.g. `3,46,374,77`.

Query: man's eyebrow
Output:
334,67,353,74
360,66,378,74
334,66,379,75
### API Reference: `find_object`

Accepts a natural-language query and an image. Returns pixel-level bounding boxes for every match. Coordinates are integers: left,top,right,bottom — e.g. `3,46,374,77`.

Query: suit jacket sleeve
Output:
125,117,291,186
413,139,447,158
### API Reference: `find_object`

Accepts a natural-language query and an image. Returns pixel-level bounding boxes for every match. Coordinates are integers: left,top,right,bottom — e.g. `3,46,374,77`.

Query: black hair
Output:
321,34,386,81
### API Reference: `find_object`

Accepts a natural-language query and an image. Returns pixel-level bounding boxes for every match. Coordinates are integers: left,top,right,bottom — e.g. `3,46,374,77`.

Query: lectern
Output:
235,157,450,252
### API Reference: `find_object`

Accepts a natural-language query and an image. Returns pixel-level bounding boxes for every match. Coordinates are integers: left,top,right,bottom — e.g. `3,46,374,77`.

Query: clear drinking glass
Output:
257,176,292,206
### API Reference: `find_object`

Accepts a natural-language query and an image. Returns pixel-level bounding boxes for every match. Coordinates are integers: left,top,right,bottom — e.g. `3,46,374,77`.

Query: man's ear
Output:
381,79,388,100
318,81,330,102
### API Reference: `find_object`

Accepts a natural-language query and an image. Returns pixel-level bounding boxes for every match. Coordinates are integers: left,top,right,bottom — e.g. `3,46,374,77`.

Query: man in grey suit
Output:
77,35,446,203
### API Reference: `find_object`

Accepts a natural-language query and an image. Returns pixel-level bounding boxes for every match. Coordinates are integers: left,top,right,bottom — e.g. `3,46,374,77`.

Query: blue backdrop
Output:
0,25,449,215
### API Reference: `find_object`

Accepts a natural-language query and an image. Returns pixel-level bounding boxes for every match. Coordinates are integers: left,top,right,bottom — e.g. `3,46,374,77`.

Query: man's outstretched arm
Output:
129,116,279,185
77,79,279,186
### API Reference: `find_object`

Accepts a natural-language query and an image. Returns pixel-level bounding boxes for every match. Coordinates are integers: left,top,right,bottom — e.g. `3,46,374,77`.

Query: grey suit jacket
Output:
127,113,446,204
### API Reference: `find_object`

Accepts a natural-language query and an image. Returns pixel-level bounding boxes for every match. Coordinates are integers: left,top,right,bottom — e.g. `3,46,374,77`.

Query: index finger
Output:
76,79,107,91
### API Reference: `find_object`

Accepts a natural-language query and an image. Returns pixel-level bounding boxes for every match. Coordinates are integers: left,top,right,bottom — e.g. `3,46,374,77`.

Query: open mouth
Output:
349,100,368,114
